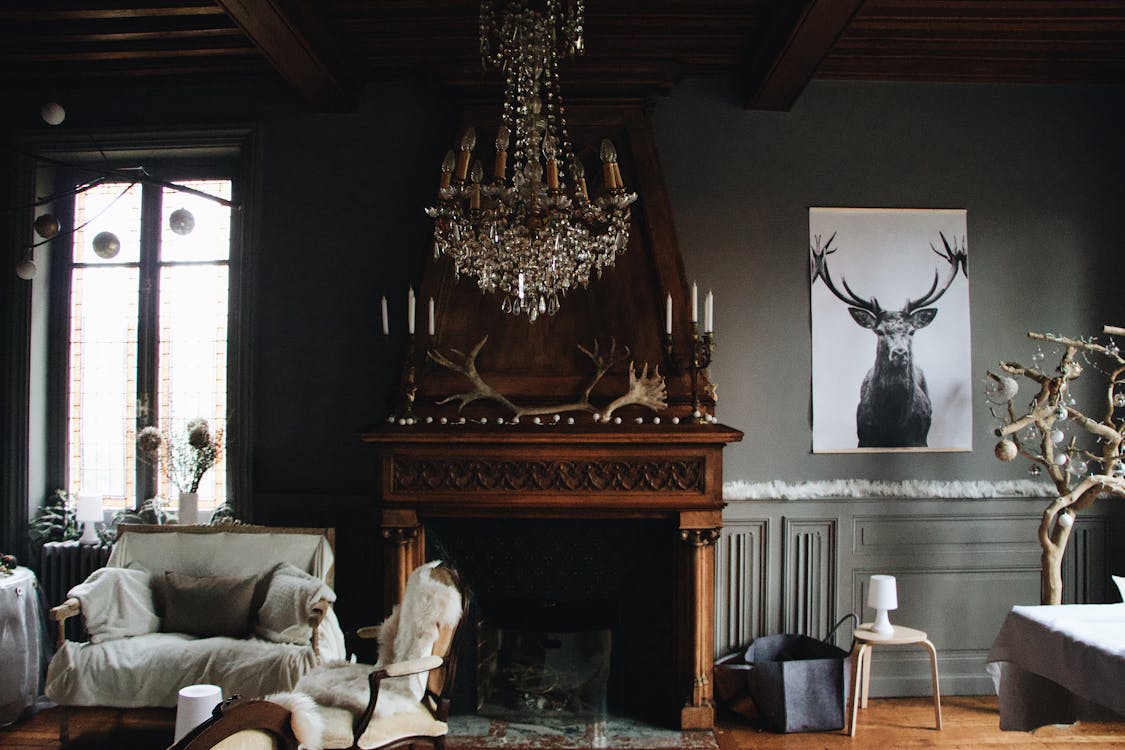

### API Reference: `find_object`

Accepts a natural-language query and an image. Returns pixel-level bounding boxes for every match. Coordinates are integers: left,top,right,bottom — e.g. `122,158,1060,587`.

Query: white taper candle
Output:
705,289,714,333
407,287,415,335
665,293,673,335
428,297,435,336
380,296,389,336
691,282,698,324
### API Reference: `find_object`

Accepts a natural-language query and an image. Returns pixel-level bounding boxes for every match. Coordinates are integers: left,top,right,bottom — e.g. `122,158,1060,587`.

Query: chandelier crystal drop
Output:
425,0,637,322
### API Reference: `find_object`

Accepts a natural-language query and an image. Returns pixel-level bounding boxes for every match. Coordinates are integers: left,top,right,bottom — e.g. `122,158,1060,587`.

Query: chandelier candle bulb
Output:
455,127,475,181
691,282,698,323
705,290,714,334
428,297,435,337
494,125,510,179
666,294,673,335
381,296,389,336
440,151,455,190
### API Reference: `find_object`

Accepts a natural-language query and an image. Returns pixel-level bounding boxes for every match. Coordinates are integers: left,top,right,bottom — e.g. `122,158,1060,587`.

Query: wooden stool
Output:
847,624,942,736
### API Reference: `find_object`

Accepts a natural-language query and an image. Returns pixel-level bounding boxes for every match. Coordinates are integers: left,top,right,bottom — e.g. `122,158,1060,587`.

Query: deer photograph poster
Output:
809,207,971,452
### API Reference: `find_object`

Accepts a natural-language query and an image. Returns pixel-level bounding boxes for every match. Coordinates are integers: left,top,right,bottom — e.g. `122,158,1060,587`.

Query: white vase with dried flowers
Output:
136,418,224,525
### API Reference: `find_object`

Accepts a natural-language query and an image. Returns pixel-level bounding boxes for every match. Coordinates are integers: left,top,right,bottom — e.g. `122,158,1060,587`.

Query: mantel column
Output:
678,512,722,730
381,509,425,616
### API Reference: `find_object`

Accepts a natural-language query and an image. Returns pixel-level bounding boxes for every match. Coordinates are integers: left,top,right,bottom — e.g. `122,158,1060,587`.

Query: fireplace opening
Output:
424,518,679,727
477,599,613,721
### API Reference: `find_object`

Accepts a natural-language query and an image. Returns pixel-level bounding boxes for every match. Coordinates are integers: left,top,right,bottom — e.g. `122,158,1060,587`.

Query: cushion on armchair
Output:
67,567,160,644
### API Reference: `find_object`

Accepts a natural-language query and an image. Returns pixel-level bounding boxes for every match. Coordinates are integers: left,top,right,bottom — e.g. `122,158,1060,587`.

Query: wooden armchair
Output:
169,561,469,750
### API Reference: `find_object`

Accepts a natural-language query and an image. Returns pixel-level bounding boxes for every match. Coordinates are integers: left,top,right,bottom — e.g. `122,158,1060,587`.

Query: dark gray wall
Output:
651,79,1125,695
653,78,1125,482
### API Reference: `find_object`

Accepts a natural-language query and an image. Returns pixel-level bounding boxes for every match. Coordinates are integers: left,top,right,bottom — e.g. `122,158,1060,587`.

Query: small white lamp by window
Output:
867,574,898,636
75,495,102,545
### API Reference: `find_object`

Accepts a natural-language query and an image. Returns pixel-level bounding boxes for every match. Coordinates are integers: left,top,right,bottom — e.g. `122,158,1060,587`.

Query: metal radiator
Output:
40,540,112,642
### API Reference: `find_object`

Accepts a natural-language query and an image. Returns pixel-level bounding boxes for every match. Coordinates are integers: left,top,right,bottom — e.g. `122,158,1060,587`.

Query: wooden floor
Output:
716,696,1125,750
1,697,1122,749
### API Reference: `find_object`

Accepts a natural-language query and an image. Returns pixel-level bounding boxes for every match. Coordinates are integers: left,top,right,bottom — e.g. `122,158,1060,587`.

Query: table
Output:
987,604,1125,730
848,623,942,737
0,566,47,726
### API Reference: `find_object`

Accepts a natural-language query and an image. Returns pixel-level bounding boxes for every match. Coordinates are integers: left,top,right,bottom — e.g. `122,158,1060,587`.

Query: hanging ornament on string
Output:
92,231,121,259
15,255,37,280
1028,463,1042,477
40,101,66,126
34,214,61,239
168,208,195,236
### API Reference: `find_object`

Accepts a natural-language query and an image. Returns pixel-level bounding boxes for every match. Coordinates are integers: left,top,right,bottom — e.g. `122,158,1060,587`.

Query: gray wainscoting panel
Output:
782,518,837,639
1063,517,1107,604
719,496,1122,697
715,521,768,655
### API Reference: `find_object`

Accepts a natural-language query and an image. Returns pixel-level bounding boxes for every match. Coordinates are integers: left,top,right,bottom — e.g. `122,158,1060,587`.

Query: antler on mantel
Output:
428,336,668,419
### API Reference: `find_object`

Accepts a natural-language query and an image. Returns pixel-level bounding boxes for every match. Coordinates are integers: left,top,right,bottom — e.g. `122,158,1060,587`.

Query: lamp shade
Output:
867,574,898,611
75,495,103,523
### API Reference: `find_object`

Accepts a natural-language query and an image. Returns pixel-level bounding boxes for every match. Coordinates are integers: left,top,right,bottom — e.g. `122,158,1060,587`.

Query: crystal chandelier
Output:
426,0,638,321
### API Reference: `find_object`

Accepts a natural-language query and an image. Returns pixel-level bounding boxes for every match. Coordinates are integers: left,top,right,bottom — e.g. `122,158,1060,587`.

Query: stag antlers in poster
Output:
810,208,971,452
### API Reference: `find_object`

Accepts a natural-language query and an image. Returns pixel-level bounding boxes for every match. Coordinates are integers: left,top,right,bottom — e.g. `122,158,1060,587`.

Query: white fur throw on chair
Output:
268,560,463,749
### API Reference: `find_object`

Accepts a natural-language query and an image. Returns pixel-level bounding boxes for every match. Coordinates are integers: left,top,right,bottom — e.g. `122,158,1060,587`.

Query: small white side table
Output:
847,623,942,737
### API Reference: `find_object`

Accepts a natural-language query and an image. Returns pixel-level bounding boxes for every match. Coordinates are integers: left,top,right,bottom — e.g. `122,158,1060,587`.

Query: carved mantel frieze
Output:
391,455,706,494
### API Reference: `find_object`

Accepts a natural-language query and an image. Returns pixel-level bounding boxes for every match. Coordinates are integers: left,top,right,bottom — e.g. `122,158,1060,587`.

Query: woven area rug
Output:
446,716,718,750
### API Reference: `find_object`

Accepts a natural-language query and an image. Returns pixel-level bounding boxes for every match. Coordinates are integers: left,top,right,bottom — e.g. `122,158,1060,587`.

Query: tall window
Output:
65,177,232,510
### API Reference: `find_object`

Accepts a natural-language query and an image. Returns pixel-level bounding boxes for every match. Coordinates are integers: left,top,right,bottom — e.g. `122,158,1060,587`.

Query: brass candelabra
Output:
664,324,715,423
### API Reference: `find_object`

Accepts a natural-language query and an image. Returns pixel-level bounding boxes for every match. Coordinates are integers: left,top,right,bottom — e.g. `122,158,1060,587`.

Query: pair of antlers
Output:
810,232,968,316
428,336,667,419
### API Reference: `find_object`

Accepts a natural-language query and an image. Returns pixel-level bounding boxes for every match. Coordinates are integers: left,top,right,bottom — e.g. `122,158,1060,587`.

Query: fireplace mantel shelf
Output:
362,423,743,445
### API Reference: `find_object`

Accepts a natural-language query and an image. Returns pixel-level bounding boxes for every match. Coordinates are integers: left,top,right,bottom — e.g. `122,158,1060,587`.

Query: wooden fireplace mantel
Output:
363,422,742,730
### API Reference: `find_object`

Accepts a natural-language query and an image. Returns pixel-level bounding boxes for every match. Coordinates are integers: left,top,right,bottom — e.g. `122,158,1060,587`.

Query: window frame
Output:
53,168,235,508
13,127,258,529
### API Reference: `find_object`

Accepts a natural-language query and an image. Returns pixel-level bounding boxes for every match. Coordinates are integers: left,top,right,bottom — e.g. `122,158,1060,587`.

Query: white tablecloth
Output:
0,567,46,725
987,603,1125,730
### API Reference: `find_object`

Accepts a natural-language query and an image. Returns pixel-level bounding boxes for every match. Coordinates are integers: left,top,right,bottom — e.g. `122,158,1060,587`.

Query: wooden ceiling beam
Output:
213,0,356,111
743,0,866,111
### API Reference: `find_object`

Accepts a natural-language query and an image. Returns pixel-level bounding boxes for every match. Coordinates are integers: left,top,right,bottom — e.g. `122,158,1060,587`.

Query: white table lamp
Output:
75,495,102,545
174,684,223,742
867,574,898,635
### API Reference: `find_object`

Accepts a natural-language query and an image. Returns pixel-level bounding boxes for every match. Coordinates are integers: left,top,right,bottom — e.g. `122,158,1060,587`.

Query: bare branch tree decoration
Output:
988,325,1125,604
429,336,667,420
